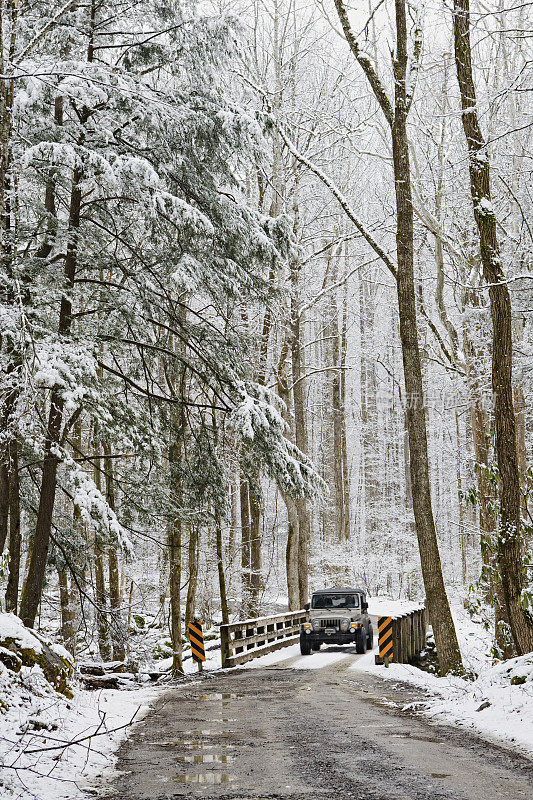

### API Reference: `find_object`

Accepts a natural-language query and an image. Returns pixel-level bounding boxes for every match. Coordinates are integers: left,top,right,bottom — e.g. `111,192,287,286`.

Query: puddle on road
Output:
198,693,244,701
173,773,232,784
175,753,234,764
177,729,228,737
389,732,444,743
162,740,234,749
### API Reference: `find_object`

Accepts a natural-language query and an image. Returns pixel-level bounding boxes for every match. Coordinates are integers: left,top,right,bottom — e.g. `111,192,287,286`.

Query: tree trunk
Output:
453,0,533,653
168,399,184,675
168,512,183,674
93,443,111,660
333,0,463,674
0,461,7,555
392,0,462,675
283,489,301,610
57,567,76,653
240,477,252,616
19,167,82,627
102,442,125,660
228,480,239,566
216,512,229,625
249,489,263,616
5,439,20,612
185,524,199,627
339,278,351,541
290,276,311,605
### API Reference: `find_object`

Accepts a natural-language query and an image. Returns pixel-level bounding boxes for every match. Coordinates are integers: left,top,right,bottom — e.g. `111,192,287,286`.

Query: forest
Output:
0,0,532,685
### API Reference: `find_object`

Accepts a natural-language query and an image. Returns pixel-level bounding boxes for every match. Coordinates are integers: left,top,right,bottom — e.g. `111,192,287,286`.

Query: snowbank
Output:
0,660,159,799
0,615,160,799
352,604,533,756
0,613,43,653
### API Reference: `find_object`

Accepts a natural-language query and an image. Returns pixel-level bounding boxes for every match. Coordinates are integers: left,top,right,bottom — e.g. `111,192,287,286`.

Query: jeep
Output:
299,587,373,655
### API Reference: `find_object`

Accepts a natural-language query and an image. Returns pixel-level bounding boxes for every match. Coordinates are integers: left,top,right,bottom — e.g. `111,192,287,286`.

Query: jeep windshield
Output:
311,593,360,610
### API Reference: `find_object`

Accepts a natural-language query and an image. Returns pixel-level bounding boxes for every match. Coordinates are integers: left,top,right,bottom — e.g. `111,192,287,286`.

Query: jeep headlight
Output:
312,619,321,631
340,619,350,631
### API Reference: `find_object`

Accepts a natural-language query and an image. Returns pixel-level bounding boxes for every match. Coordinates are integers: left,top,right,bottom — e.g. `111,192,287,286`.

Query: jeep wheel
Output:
356,630,367,654
300,635,312,655
367,625,374,649
312,642,321,651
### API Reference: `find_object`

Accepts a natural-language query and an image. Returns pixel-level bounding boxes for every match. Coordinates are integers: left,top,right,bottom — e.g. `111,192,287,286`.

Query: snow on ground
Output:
351,601,533,757
246,643,301,667
0,664,160,800
367,597,424,619
289,650,351,670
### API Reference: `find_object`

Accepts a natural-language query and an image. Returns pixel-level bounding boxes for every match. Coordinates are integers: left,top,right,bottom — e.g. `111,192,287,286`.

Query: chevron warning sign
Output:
188,620,206,667
377,616,393,662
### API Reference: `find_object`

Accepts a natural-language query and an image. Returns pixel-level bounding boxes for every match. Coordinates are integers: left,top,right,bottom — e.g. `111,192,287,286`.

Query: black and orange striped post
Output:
375,616,394,666
188,620,206,672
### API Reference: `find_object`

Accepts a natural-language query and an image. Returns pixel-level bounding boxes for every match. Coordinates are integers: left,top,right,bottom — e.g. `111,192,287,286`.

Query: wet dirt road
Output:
103,649,533,800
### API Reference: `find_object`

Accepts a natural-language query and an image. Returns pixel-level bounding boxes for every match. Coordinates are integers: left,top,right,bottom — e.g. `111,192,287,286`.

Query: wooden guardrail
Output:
375,606,427,665
220,610,307,668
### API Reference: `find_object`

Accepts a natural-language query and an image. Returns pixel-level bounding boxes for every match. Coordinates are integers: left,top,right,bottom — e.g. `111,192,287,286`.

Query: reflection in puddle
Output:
174,773,232,784
178,729,227,736
163,740,233,749
175,753,233,764
198,693,243,701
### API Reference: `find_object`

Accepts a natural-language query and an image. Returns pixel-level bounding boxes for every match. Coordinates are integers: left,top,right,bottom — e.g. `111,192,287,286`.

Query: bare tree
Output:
330,0,463,673
452,0,533,654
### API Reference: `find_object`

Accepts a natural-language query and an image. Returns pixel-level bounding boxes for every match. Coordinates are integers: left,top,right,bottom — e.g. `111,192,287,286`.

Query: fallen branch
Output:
15,706,141,756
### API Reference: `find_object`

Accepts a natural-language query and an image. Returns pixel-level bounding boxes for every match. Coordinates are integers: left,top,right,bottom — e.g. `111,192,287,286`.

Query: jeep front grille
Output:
320,619,341,629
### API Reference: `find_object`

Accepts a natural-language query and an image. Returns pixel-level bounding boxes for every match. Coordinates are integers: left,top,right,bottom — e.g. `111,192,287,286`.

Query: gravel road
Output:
103,647,533,800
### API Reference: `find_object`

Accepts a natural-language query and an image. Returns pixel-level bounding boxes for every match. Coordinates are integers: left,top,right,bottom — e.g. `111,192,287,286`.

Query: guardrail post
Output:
375,606,427,665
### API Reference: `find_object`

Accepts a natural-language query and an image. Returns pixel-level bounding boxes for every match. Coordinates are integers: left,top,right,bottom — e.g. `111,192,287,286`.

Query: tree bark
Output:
185,523,199,627
0,461,7,555
216,512,229,625
290,272,311,606
103,441,125,661
168,399,185,675
93,442,111,660
168,513,183,674
282,489,301,610
5,438,20,612
453,0,533,653
19,166,82,627
249,489,263,616
102,441,126,661
240,476,252,615
391,0,463,674
57,567,76,653
339,277,351,541
333,0,463,674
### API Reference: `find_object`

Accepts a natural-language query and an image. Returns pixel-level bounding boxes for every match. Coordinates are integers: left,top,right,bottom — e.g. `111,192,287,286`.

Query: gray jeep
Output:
300,587,373,655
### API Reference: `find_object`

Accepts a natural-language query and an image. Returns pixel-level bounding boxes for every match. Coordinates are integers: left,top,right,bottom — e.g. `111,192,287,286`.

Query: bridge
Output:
100,607,533,799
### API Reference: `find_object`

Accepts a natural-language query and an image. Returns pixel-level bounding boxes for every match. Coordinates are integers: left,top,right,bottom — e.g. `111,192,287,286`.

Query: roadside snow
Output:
0,663,160,800
351,604,533,757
